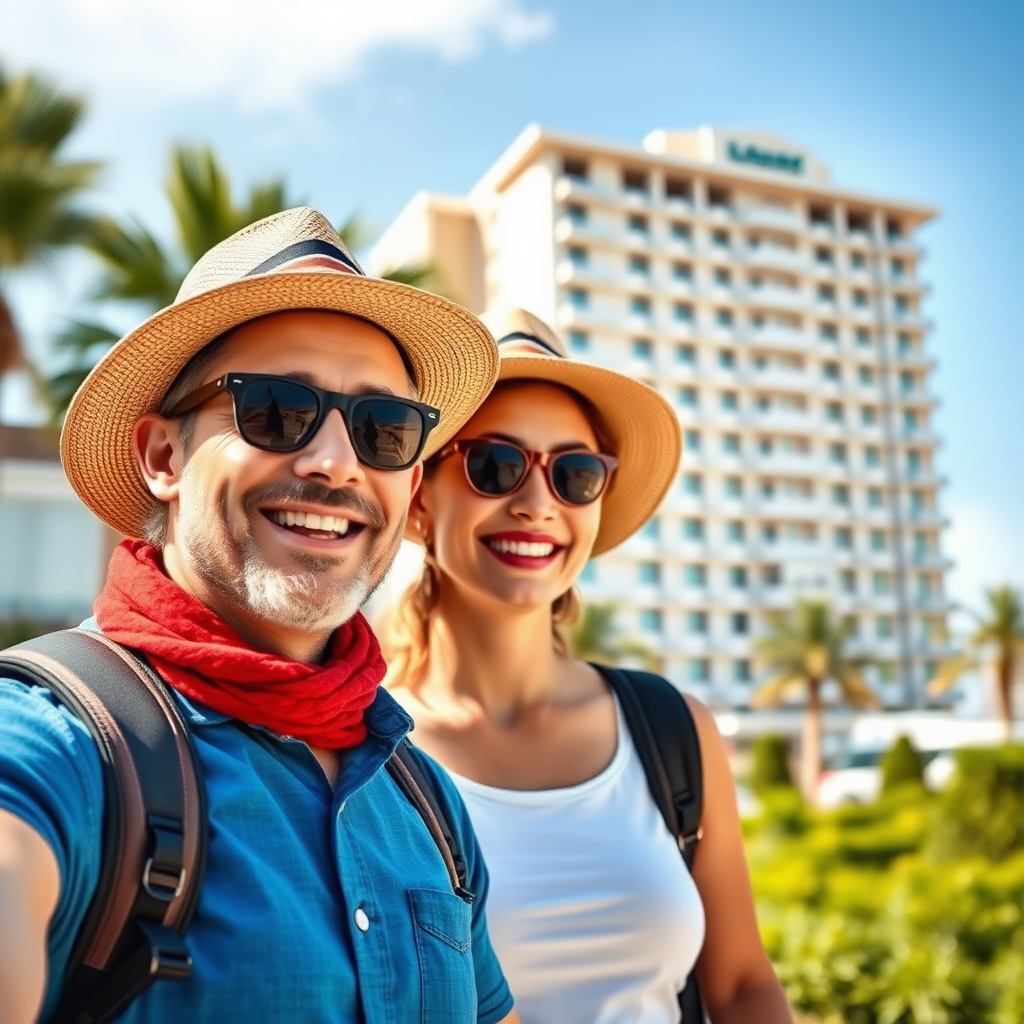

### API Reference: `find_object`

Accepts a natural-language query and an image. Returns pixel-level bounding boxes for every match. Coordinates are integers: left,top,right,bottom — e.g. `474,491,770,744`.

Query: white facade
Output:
371,125,950,708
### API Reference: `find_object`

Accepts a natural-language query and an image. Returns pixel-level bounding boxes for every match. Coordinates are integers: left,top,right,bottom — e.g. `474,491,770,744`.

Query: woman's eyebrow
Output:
479,431,596,453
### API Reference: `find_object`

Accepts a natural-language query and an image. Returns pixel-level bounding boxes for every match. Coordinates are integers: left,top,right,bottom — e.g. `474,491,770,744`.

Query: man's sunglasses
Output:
169,372,440,471
437,438,618,506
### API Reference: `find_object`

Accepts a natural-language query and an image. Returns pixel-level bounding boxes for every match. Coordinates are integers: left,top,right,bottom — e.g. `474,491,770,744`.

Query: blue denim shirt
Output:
0,641,512,1024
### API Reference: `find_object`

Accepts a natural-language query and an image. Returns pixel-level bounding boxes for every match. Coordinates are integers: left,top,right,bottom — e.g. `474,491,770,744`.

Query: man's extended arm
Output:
0,809,59,1024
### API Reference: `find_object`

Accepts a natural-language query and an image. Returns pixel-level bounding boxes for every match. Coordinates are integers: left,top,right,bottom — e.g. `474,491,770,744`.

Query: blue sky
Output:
2,0,1021,611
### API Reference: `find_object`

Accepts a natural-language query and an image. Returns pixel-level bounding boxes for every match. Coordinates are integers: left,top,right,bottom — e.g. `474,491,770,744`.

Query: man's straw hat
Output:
480,307,682,555
60,207,499,539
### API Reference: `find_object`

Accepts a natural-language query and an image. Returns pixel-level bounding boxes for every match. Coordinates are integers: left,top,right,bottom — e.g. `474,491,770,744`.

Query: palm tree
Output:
927,585,1024,737
0,68,100,381
569,602,659,670
45,146,437,414
752,599,878,799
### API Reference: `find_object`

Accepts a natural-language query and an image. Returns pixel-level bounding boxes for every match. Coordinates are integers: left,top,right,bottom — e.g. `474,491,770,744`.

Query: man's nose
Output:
291,408,365,487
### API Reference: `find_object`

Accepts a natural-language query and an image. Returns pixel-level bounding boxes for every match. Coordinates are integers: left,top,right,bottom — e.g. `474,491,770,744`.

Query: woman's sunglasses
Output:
169,372,440,471
438,438,618,506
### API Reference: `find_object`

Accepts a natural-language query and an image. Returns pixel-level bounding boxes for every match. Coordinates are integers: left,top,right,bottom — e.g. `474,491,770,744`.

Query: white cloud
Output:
1,0,554,112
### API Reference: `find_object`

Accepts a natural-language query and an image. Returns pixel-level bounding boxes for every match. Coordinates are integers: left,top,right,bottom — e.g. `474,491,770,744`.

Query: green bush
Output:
880,735,925,795
933,745,1024,862
750,734,795,793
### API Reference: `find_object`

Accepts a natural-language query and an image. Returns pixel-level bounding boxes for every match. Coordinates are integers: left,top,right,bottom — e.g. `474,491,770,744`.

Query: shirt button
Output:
354,908,370,932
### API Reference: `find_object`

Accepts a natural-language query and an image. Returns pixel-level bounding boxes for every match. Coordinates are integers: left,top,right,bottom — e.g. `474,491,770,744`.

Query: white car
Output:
817,749,954,808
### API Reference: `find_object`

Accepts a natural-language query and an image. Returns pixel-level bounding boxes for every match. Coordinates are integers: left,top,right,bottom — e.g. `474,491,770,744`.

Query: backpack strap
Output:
1,629,207,1024
596,666,706,1023
386,739,474,904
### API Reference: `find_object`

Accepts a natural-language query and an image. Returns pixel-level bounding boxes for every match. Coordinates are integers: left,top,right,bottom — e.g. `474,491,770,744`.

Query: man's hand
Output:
0,809,59,1024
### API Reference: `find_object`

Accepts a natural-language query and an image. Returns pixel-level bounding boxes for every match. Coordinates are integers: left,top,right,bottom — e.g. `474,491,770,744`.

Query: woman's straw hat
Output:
60,207,499,539
479,307,682,555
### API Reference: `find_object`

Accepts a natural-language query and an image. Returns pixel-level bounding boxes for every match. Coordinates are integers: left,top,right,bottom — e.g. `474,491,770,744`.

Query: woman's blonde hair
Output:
381,380,611,688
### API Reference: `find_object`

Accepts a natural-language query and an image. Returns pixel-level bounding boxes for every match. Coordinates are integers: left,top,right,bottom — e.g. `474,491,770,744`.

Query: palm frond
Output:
926,652,980,696
85,216,180,309
380,262,435,290
167,145,237,263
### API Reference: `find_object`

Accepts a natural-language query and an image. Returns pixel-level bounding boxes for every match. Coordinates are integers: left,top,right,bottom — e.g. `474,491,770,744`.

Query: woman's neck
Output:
423,587,565,726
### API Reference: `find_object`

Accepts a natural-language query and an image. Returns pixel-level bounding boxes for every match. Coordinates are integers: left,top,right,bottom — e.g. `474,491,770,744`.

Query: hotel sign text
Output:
727,141,804,175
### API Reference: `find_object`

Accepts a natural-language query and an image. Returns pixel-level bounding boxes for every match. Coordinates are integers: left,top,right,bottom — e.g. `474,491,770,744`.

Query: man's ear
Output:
133,413,184,502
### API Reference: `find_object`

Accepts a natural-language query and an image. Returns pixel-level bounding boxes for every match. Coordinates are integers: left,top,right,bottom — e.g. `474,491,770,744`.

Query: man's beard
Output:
176,470,401,634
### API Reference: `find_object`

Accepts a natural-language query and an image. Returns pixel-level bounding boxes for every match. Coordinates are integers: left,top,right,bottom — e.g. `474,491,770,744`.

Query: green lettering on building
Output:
727,141,804,175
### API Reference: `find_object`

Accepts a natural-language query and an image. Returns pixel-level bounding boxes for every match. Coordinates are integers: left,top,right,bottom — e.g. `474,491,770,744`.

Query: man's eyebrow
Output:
481,431,596,453
279,371,398,397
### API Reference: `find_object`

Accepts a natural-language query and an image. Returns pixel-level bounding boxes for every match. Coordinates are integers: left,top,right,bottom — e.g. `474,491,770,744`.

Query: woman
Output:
384,308,792,1024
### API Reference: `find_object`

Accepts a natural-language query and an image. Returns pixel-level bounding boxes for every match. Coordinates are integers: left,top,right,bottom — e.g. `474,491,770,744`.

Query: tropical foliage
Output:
752,599,878,798
0,68,99,379
568,602,658,669
45,144,435,414
927,585,1024,737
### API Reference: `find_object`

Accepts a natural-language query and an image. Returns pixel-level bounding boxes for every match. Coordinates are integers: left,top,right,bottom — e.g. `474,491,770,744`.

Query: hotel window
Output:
829,443,847,464
865,446,881,468
819,323,838,341
858,366,875,386
688,659,710,683
907,450,922,476
825,402,844,423
731,612,749,635
756,395,771,411
847,210,871,234
891,257,905,278
817,284,836,303
861,405,878,426
900,372,917,394
682,473,703,496
711,228,730,248
726,521,745,543
759,437,773,455
567,246,588,267
898,332,914,355
815,247,833,264
894,295,910,316
569,288,588,310
729,567,748,589
810,204,832,227
708,185,732,209
721,391,739,411
628,253,650,274
713,268,731,286
674,302,694,322
887,218,903,240
665,175,692,201
682,518,704,541
684,564,707,587
566,203,587,225
833,484,851,506
852,290,869,308
673,262,693,281
716,309,734,328
670,221,692,242
876,616,894,640
823,362,840,381
684,429,701,451
638,561,661,585
761,480,776,499
630,296,652,317
834,527,853,550
724,477,743,499
870,529,887,552
762,564,782,586
678,386,698,407
722,434,741,455
687,611,708,634
676,343,696,364
562,157,588,180
872,572,892,596
733,659,752,683
719,349,736,368
640,518,660,539
639,608,663,633
910,491,927,517
628,213,649,234
568,330,589,353
867,487,884,508
855,327,872,347
850,251,866,270
632,337,653,359
841,570,857,594
623,168,649,193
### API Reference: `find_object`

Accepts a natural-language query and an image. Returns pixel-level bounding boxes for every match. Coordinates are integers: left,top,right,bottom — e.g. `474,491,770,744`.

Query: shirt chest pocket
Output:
409,888,477,1024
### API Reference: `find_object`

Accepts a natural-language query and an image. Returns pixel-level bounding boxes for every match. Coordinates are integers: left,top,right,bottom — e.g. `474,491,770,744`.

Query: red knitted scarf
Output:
94,540,384,749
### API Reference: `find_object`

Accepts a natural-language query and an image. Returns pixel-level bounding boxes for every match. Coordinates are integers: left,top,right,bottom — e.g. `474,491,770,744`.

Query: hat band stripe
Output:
247,239,362,278
498,331,563,357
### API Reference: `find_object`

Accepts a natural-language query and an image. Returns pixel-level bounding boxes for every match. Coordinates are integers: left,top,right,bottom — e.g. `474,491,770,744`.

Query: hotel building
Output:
370,125,950,708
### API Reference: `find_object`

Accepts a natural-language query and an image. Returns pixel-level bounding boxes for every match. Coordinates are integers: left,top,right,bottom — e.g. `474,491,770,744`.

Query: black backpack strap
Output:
1,629,207,1024
596,666,706,1023
387,739,473,904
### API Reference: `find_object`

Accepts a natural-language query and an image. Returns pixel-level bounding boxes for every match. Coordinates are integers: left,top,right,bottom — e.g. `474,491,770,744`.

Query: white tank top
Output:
447,697,705,1024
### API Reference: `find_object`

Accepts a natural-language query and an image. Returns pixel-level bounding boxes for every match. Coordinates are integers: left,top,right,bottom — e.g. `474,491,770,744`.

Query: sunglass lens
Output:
465,442,527,495
239,380,319,450
551,453,609,504
350,398,425,469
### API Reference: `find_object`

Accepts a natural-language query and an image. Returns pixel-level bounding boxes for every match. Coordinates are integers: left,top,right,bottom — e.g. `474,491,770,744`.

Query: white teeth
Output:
270,510,351,537
286,511,296,527
489,539,555,557
305,513,321,530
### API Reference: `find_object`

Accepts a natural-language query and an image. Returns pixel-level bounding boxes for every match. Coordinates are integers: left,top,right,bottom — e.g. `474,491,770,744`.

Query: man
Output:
0,208,518,1024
